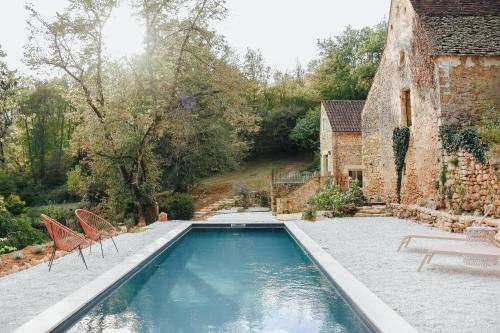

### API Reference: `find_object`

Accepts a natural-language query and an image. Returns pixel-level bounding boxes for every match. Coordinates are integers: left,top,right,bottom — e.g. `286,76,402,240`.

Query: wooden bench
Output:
417,244,500,271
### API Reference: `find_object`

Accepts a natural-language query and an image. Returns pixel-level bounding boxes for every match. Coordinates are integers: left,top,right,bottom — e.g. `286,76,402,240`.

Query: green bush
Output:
0,211,45,249
302,208,315,221
309,180,346,217
0,237,17,255
309,179,364,217
44,205,69,225
161,193,195,220
5,194,27,216
258,192,270,208
233,183,250,209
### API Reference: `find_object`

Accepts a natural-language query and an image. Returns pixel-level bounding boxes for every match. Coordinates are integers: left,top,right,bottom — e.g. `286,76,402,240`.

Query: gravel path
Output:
295,217,500,333
0,221,183,332
1,213,499,333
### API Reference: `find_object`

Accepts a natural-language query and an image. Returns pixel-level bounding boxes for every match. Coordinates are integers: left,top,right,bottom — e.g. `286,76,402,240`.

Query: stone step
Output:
354,213,392,217
356,206,387,214
357,209,386,215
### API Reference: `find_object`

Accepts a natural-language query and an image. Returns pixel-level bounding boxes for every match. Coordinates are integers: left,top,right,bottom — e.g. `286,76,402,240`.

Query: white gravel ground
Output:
1,213,499,333
295,217,500,333
0,221,184,332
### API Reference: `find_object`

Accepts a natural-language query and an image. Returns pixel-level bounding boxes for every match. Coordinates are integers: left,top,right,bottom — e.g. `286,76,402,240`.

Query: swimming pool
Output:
15,222,417,333
66,228,370,333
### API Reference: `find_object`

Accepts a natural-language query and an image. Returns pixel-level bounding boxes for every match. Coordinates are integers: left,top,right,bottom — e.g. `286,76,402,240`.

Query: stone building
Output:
320,100,364,191
362,0,500,214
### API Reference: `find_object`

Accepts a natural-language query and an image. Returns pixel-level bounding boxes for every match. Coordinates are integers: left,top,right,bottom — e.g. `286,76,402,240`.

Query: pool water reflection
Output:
67,228,371,333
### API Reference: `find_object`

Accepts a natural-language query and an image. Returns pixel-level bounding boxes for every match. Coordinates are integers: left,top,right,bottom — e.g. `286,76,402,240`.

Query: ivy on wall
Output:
438,125,487,165
392,127,410,203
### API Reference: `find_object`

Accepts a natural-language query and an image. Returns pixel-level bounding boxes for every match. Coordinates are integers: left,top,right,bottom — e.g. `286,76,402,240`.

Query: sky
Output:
0,0,389,75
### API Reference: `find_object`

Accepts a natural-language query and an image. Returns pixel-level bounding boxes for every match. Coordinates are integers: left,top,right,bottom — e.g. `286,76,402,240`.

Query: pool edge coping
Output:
13,222,192,333
14,221,419,333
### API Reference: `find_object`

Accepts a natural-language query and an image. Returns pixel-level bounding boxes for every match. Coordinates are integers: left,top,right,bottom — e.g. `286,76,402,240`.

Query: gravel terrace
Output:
1,212,499,333
0,221,184,332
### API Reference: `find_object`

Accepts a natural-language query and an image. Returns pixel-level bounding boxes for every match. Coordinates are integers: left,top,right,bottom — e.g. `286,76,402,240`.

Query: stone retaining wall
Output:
388,203,500,246
272,177,330,214
443,151,499,216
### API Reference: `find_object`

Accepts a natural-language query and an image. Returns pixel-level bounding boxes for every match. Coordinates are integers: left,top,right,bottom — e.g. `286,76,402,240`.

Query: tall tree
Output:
0,46,18,167
311,22,387,100
19,82,74,187
26,0,254,225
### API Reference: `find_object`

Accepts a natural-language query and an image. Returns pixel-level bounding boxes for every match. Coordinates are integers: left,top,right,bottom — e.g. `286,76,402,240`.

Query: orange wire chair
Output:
75,209,118,258
41,214,89,271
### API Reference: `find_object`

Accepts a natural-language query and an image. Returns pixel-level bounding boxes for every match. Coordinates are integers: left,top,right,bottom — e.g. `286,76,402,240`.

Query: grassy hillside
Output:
191,155,314,209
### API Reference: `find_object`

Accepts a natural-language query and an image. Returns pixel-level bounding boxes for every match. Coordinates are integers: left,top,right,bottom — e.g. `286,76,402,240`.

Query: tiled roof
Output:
322,100,364,132
409,0,500,55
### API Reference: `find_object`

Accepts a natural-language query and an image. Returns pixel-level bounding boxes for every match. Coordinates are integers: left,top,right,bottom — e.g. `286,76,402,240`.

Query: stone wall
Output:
332,132,362,191
442,151,499,216
273,177,329,214
437,55,500,126
388,203,499,245
271,183,302,213
362,0,441,205
320,106,333,176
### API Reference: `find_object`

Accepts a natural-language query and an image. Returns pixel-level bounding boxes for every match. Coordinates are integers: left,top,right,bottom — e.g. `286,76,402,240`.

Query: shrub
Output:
233,183,250,209
0,211,45,249
0,239,17,255
259,192,270,208
302,208,315,221
309,180,346,217
309,179,364,217
162,193,195,220
44,205,69,225
5,194,27,216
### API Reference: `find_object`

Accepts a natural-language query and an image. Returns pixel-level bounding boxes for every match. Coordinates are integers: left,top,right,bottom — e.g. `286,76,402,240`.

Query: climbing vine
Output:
438,125,487,165
392,127,410,203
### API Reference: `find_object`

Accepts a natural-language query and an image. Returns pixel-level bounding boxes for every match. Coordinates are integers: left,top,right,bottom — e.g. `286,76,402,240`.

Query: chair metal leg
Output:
78,246,88,269
111,237,118,253
48,246,56,271
89,239,92,254
99,238,104,258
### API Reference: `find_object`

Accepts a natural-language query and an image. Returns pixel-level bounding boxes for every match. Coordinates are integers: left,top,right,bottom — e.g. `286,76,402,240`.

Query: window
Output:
401,89,412,127
399,50,405,66
348,170,363,187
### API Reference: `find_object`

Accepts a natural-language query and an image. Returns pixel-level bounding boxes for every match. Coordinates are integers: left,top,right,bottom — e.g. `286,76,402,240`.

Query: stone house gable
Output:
320,100,364,191
361,0,500,214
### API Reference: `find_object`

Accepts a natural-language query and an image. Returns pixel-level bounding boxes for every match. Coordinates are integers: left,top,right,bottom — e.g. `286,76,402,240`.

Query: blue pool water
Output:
66,228,371,333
